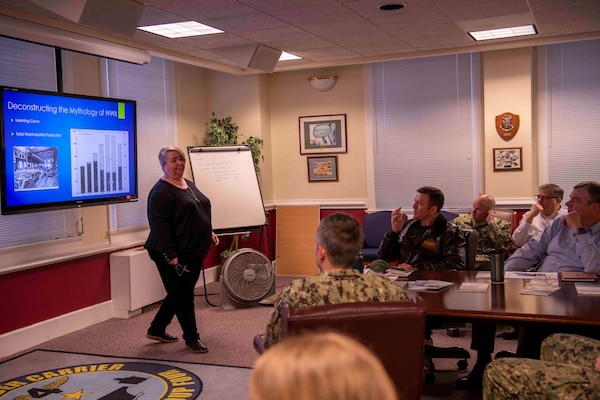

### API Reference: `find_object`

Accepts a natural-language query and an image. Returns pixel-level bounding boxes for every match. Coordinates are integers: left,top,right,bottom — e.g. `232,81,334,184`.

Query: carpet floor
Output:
4,277,518,399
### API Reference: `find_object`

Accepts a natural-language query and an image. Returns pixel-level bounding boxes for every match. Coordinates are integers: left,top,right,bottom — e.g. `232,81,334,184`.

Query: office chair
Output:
361,210,393,262
254,299,427,400
286,300,427,400
493,209,516,232
423,228,479,384
440,210,459,222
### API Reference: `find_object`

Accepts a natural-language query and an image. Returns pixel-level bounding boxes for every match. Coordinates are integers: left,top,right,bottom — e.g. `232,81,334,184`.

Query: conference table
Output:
403,270,600,328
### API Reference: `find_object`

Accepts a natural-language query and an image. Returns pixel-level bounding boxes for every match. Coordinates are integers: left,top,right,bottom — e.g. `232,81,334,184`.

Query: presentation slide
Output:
1,87,137,214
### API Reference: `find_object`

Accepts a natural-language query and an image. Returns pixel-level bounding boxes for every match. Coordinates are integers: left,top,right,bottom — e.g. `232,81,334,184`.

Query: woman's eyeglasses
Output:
535,195,558,201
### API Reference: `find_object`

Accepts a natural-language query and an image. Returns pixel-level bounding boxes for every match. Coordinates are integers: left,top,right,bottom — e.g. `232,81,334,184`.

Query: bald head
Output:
471,194,496,222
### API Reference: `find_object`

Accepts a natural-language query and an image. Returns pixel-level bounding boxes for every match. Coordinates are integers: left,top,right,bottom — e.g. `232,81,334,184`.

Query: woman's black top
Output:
144,178,213,264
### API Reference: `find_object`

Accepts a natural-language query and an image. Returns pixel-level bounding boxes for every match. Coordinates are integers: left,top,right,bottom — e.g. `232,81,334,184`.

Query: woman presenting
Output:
144,146,219,353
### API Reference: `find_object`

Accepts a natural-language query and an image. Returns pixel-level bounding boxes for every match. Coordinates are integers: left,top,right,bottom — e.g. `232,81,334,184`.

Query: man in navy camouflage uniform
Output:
262,212,408,349
452,194,512,270
483,333,600,399
453,194,513,389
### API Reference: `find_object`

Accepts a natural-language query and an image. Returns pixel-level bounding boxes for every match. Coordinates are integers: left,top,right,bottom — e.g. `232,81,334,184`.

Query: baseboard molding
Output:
201,265,220,284
0,300,113,360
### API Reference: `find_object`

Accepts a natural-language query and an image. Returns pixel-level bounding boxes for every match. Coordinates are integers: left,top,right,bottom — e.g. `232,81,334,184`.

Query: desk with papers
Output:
403,270,600,327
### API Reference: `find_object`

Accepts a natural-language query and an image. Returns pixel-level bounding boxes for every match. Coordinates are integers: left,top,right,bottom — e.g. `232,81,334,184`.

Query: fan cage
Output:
222,248,274,304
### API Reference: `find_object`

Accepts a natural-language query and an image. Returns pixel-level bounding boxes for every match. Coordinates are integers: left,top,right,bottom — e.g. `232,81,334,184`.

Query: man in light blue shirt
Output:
506,181,600,360
505,181,600,274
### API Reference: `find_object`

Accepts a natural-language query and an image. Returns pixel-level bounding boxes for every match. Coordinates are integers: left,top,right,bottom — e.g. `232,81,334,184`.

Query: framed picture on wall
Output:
299,114,347,154
307,156,339,182
493,147,523,171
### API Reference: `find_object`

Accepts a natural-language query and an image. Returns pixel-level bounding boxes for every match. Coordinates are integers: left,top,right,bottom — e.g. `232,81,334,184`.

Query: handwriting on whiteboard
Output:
197,160,240,182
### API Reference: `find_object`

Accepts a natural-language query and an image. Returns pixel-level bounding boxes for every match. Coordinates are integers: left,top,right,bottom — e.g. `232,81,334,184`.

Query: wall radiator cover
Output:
110,247,166,318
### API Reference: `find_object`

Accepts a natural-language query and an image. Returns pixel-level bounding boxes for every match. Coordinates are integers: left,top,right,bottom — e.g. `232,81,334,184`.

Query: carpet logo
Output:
0,362,202,400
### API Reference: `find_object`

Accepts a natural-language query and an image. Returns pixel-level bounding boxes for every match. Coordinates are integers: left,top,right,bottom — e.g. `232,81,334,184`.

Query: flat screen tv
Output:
0,86,138,215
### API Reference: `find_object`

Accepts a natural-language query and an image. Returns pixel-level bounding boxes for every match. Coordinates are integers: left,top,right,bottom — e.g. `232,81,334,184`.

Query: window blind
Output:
546,39,600,193
106,57,175,229
0,36,79,249
370,53,478,210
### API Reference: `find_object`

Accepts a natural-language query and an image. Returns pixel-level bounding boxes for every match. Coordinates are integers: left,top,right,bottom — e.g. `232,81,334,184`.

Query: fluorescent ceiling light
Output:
138,21,223,38
279,51,301,61
469,24,537,41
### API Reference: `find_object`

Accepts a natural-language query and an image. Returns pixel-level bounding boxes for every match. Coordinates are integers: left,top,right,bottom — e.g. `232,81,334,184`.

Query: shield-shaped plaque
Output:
495,112,519,141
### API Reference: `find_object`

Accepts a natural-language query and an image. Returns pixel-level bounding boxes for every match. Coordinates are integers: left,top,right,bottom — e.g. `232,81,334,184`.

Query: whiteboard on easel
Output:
187,145,266,234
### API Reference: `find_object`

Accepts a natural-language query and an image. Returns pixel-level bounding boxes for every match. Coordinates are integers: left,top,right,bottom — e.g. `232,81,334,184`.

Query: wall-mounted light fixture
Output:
308,75,338,91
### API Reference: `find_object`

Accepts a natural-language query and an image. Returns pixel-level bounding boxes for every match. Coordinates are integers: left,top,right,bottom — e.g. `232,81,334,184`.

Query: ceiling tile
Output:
202,13,290,33
0,0,599,73
326,30,399,46
350,40,416,56
154,0,259,20
236,27,315,42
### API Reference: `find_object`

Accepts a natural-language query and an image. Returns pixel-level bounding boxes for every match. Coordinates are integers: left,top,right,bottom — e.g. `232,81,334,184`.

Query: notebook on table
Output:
560,271,598,282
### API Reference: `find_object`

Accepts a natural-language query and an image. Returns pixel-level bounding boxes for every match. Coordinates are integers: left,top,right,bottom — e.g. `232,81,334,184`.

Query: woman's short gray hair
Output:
158,146,186,165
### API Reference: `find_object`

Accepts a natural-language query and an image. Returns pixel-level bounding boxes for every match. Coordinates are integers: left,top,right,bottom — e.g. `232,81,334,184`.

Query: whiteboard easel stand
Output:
187,145,269,307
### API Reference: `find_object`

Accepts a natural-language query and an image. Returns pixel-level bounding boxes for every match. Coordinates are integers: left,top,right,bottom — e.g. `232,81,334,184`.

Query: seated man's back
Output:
263,269,407,348
262,212,408,349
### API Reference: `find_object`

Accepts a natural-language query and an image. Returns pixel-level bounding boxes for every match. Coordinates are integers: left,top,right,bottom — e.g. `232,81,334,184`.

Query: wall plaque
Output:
495,112,519,141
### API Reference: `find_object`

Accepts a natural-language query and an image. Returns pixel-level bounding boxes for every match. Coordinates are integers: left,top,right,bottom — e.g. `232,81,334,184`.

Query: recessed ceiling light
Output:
138,21,223,38
279,51,302,61
469,24,537,41
378,3,405,11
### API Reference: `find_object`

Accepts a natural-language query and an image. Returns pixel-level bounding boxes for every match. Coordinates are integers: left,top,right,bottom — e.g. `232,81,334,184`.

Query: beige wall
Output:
483,48,535,202
268,66,367,205
47,48,542,252
174,62,208,181
202,70,273,200
190,65,368,207
195,50,540,207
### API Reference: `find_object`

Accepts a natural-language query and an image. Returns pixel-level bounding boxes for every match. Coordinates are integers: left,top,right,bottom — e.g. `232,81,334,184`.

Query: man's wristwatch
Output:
575,227,587,236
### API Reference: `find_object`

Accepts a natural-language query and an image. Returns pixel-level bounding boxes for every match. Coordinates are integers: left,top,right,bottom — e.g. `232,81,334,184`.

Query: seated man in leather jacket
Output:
377,186,466,270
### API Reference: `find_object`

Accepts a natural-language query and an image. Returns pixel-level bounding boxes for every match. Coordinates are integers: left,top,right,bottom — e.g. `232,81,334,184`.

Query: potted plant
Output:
206,113,263,263
206,112,264,176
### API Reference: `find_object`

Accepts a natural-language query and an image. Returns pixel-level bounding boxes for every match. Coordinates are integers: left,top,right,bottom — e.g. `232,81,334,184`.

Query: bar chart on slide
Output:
70,129,131,196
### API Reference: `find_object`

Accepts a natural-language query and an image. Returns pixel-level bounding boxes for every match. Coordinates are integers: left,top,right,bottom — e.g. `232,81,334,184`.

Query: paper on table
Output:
506,271,558,280
385,268,413,280
458,282,490,292
408,280,453,291
519,279,560,296
475,271,491,279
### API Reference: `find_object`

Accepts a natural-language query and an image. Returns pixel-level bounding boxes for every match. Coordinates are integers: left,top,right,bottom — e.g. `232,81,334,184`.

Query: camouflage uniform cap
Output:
369,259,390,273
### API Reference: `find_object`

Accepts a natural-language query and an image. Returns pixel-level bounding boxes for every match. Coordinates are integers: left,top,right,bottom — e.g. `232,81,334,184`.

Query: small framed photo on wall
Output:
307,156,338,182
299,114,347,154
493,147,523,171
